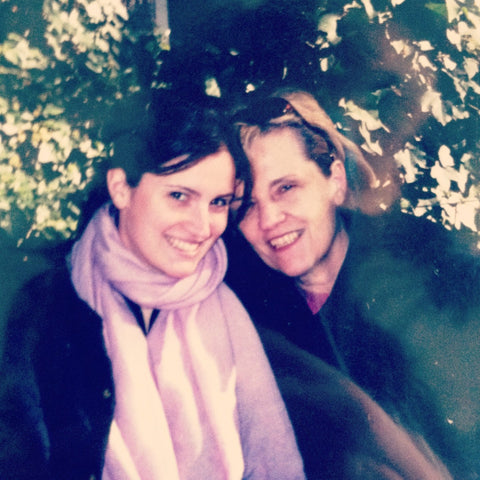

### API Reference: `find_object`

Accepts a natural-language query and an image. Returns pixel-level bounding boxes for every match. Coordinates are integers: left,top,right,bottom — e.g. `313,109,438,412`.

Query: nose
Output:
188,204,212,239
257,200,285,231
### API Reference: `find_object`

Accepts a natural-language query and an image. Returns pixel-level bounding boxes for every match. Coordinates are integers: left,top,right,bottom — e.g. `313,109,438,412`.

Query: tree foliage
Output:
168,0,480,235
0,0,479,245
0,0,162,244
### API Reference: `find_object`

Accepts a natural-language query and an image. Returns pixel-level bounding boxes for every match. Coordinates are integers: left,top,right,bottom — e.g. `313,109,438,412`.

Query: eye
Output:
279,184,294,194
169,191,187,201
211,197,230,208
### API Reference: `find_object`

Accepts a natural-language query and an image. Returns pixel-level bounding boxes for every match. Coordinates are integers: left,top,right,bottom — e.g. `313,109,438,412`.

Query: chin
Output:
275,263,309,278
168,262,201,279
166,268,196,279
146,260,196,278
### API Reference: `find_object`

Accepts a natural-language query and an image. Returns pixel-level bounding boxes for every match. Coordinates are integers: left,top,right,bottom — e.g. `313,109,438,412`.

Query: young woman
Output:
225,89,477,479
0,92,305,480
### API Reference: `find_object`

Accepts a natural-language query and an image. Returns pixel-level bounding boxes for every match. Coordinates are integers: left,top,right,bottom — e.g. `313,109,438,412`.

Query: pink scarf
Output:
70,204,242,480
70,205,305,480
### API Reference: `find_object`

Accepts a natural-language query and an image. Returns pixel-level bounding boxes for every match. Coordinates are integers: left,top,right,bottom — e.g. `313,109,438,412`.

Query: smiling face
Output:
108,148,235,278
238,128,348,284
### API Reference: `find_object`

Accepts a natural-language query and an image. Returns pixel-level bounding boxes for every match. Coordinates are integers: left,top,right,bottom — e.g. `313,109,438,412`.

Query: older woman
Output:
225,89,479,479
0,91,305,480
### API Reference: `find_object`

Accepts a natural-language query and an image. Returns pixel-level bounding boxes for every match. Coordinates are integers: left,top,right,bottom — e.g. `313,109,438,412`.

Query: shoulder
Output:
4,264,100,356
347,208,478,260
345,208,480,312
10,265,89,319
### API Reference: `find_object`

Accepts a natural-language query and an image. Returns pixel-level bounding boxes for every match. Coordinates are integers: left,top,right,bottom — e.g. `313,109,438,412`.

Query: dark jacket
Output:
225,209,480,479
0,267,115,480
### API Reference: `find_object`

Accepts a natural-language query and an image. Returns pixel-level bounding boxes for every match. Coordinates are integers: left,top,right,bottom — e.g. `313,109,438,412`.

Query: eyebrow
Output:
163,184,198,195
270,176,297,189
163,184,235,199
216,192,236,200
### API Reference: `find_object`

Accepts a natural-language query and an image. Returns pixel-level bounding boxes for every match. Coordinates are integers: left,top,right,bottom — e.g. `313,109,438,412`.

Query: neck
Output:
296,220,349,296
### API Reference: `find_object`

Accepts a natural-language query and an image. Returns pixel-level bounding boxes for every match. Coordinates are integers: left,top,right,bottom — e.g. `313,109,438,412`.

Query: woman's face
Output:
238,128,346,281
110,148,235,278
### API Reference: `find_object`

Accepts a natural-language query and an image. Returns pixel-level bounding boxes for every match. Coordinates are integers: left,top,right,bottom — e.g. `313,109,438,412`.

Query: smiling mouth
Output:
268,231,302,249
166,235,202,253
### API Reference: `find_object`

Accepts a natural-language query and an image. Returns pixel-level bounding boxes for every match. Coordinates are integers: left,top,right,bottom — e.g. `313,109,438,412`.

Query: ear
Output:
106,168,131,210
330,159,348,206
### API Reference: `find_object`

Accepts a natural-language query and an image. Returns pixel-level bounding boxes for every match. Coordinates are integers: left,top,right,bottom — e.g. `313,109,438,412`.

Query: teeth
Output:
269,231,300,249
167,236,200,253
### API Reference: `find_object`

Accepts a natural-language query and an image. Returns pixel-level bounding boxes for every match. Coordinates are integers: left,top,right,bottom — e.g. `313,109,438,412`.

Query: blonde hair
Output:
235,89,383,213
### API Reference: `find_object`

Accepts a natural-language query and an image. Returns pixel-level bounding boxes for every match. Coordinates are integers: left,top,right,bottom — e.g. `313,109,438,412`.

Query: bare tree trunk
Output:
124,0,169,31
154,0,169,31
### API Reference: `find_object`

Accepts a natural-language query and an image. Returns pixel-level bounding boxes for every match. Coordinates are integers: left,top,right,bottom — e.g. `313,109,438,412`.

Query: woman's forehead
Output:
245,127,306,159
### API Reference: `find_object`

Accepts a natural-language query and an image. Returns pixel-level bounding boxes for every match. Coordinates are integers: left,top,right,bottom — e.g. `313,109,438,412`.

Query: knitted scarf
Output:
70,204,244,480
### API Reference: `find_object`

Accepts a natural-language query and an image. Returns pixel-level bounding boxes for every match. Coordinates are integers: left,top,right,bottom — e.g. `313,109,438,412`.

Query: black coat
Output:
0,267,114,480
225,209,480,479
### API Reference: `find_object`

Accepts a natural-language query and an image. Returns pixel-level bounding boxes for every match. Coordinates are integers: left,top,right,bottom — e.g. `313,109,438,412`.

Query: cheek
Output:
311,207,336,242
212,213,230,238
239,216,257,243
